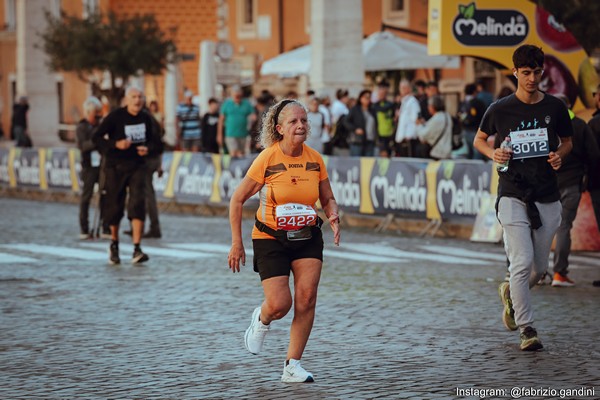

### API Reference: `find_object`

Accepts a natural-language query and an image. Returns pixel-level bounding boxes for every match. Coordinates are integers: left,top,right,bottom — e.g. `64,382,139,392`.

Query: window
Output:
242,0,253,24
382,0,409,28
237,0,256,39
391,0,404,11
4,0,16,31
82,0,98,19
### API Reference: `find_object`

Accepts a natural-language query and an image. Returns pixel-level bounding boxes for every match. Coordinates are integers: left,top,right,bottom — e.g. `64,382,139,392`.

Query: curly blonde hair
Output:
259,99,310,148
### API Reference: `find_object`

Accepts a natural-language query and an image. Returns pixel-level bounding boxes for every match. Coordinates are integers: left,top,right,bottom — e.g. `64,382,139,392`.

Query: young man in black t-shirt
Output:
93,86,157,265
474,45,573,351
201,98,220,154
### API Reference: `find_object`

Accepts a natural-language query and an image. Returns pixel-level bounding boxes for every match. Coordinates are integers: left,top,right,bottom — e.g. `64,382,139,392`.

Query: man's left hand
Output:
137,146,148,156
548,151,562,170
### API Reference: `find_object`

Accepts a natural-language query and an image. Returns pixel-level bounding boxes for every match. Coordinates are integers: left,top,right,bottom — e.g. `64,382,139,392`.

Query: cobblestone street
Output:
1,198,598,399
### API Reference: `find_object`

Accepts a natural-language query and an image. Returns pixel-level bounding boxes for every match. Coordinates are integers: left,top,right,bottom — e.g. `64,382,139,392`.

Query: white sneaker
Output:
281,359,314,383
244,307,269,354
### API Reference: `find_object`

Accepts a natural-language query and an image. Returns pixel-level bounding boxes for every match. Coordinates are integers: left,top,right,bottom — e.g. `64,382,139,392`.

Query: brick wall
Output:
110,0,218,100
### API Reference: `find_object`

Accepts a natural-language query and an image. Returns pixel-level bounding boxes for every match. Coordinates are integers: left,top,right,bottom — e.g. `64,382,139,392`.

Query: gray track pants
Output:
497,197,562,327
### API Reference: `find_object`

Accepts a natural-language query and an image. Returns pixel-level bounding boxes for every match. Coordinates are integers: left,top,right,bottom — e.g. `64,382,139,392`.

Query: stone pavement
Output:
0,197,598,399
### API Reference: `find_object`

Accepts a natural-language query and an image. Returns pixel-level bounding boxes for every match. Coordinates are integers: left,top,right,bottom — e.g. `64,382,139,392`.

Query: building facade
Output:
1,0,504,146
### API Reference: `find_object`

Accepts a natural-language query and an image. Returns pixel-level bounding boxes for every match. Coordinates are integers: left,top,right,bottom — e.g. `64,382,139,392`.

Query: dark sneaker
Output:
109,243,120,264
132,248,149,264
100,231,112,240
142,230,162,239
520,327,543,351
498,282,517,331
79,232,91,240
537,271,552,286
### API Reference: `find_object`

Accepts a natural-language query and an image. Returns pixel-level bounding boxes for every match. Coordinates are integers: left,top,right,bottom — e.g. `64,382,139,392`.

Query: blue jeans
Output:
350,141,375,157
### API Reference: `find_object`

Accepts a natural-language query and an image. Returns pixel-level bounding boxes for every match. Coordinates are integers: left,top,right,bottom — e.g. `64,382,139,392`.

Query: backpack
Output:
451,115,463,150
330,115,349,149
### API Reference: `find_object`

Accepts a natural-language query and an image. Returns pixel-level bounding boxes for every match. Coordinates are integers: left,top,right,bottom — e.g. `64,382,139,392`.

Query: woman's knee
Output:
264,297,292,320
294,289,318,314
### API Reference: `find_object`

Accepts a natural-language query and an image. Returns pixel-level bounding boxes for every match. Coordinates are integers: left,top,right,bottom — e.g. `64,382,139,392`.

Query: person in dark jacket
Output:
11,96,32,147
587,85,600,230
142,105,165,239
550,95,600,286
92,86,158,265
76,97,109,239
344,89,377,157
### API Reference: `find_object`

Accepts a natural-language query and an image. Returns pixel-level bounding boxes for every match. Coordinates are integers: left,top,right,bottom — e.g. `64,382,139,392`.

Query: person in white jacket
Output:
416,96,452,160
394,80,421,157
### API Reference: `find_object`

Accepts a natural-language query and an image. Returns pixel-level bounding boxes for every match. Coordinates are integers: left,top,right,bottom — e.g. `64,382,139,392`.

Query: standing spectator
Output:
92,86,158,265
344,89,377,157
550,94,600,286
176,90,202,152
149,100,164,136
416,96,452,160
372,80,395,157
217,85,255,157
420,81,440,121
587,85,600,229
394,80,421,157
458,83,487,160
249,94,272,154
414,79,428,117
76,97,109,239
201,98,220,154
317,94,333,155
11,96,32,147
142,104,165,239
476,79,494,108
473,44,573,351
329,88,350,155
305,97,327,153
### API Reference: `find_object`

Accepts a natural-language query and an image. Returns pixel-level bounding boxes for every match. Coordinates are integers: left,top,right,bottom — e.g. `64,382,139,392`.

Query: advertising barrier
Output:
0,148,494,220
1,147,598,250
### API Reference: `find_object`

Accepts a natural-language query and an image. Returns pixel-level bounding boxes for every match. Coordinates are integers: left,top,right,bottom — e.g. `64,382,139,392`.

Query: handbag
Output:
419,114,448,159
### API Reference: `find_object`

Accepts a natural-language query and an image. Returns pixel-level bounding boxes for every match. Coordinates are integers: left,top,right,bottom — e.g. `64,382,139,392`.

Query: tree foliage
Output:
529,0,600,56
39,9,176,107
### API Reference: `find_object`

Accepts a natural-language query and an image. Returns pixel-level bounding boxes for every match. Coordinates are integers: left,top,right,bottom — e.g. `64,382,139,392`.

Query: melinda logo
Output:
453,2,529,46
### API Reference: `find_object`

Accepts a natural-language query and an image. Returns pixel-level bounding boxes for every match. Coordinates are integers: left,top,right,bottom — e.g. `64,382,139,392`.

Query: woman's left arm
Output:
319,178,340,246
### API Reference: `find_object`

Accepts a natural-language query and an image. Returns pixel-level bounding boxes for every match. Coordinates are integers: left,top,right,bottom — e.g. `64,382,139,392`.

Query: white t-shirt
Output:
306,111,325,152
395,95,420,142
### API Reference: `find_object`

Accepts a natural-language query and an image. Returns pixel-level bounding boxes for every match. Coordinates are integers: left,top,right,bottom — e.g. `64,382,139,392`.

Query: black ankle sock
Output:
111,240,119,246
134,243,141,251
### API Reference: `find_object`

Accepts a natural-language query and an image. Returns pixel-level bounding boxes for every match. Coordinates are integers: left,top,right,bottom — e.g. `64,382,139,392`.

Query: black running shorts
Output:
102,162,147,225
252,228,323,281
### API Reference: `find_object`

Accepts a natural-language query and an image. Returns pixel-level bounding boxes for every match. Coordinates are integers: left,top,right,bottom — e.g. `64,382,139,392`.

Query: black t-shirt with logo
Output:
93,107,154,166
479,93,573,202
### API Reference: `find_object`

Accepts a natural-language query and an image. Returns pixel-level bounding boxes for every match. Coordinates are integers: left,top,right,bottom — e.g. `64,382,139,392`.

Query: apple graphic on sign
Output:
540,55,578,107
535,6,581,52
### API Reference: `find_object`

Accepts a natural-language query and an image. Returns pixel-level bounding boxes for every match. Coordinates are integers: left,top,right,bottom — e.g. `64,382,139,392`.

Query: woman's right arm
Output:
228,176,263,272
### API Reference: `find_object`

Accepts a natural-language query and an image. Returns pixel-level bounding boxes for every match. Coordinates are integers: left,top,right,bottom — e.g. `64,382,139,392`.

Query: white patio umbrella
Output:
260,45,311,77
362,31,460,71
260,31,460,77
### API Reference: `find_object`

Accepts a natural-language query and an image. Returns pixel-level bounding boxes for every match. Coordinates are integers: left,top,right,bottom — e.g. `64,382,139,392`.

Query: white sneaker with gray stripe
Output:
244,306,269,354
281,359,314,383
